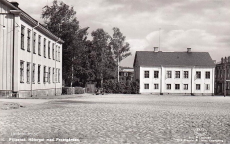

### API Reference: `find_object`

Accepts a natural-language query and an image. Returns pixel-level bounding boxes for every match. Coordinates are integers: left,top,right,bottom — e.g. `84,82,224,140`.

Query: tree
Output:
110,27,131,81
42,0,89,86
91,29,116,87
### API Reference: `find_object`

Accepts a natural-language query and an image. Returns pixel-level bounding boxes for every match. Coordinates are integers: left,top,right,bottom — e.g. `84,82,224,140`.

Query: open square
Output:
0,94,230,143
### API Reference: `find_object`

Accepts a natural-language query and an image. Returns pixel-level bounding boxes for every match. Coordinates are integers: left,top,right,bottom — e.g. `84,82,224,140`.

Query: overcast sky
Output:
14,0,230,67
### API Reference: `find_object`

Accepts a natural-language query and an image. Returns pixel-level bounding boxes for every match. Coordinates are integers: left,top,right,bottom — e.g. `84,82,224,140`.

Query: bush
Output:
62,87,85,95
74,87,85,94
103,80,139,94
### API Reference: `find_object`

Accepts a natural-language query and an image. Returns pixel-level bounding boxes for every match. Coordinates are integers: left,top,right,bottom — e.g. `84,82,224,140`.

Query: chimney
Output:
10,2,19,7
187,48,191,53
154,47,159,52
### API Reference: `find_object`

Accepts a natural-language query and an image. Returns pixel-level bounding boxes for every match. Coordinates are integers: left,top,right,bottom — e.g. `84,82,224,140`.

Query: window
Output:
184,84,188,90
52,43,55,60
58,69,60,83
53,68,55,83
33,32,36,54
154,84,159,89
184,71,189,78
175,71,180,78
167,71,171,78
144,71,149,78
44,38,46,58
20,61,24,83
27,62,30,83
38,35,41,55
48,67,51,83
154,71,159,78
205,84,210,90
196,71,201,79
55,45,58,60
43,66,47,83
196,84,200,90
205,71,210,79
32,63,35,83
38,65,41,83
55,68,57,82
175,84,180,90
167,84,171,90
21,25,25,50
58,46,60,61
144,84,149,89
27,29,31,52
48,41,51,59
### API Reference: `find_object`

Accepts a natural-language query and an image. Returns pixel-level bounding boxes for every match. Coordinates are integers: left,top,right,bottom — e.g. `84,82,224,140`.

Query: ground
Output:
0,94,230,144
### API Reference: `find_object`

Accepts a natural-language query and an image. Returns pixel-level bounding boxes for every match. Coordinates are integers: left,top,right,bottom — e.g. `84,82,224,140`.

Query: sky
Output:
13,0,230,67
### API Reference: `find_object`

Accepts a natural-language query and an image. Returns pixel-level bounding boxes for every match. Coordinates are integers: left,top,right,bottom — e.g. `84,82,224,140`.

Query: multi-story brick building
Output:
0,1,64,97
133,48,215,95
215,56,230,96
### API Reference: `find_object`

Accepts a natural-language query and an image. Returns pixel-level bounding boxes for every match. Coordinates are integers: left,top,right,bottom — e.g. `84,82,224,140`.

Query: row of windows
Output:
20,60,60,84
144,84,210,90
215,69,230,79
21,25,61,61
144,71,211,79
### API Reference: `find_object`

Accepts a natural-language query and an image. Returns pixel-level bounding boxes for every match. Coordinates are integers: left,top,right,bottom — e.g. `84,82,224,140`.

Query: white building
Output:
133,48,215,95
0,1,64,97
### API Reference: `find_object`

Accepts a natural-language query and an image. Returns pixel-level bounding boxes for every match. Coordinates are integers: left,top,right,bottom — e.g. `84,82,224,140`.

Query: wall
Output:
0,2,14,95
139,66,214,95
16,19,62,97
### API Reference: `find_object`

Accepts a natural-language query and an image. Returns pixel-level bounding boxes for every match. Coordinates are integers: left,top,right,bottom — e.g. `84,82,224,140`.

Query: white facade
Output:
0,1,63,97
136,66,215,95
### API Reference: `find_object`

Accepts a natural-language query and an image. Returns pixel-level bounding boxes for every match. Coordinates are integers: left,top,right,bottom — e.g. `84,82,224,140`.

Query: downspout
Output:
30,22,39,97
191,66,195,95
12,15,15,96
212,67,214,96
160,65,163,95
55,38,60,96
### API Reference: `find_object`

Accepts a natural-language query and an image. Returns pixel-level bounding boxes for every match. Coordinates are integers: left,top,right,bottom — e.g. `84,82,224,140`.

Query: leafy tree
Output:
109,27,131,81
91,29,116,87
42,0,89,86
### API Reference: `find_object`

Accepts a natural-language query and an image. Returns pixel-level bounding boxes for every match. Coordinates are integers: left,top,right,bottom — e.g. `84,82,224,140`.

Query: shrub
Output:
103,79,139,94
74,87,85,94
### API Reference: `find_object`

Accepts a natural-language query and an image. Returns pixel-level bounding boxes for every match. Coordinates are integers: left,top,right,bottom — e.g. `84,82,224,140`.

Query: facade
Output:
119,67,134,82
0,1,64,97
133,48,215,95
215,56,230,95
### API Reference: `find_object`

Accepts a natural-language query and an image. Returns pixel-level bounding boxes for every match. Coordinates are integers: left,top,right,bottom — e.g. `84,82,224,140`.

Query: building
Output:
119,67,134,82
133,48,215,95
215,56,230,96
0,1,64,97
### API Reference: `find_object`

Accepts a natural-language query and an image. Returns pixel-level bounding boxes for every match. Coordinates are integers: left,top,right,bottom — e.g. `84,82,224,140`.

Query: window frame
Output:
27,29,31,52
20,60,24,83
26,62,30,83
175,84,180,90
196,71,201,79
184,71,189,79
205,71,210,79
21,25,25,50
144,84,149,89
154,84,159,89
144,71,149,78
166,84,171,90
175,71,180,78
154,71,159,78
167,71,172,78
196,84,201,90
184,84,188,90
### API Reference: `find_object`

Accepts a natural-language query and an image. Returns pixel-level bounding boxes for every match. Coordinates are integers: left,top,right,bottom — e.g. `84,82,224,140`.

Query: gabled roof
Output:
1,0,64,44
133,51,215,67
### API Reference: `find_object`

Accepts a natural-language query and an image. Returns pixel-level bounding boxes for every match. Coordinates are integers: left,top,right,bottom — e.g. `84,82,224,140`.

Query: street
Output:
0,94,230,144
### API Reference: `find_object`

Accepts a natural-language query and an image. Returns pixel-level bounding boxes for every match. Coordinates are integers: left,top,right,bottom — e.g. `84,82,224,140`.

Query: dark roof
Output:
134,51,215,67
